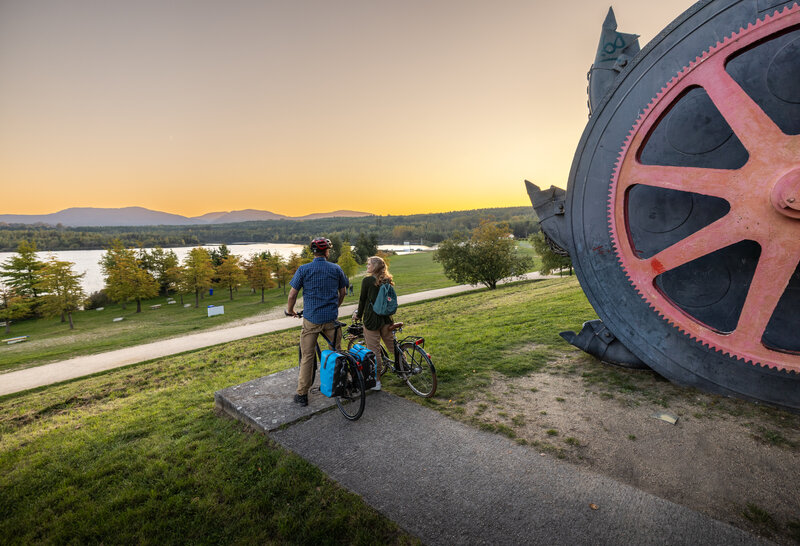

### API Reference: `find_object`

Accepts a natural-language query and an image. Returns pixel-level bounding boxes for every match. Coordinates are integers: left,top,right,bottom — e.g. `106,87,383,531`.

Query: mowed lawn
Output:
0,247,536,373
0,251,453,372
0,278,590,544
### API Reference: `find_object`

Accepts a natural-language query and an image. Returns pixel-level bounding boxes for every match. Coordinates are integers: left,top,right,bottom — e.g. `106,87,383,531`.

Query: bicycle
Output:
286,310,366,420
345,320,437,398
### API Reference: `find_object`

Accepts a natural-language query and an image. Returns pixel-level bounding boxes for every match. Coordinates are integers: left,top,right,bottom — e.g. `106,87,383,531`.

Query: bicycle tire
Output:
335,358,366,421
347,337,390,377
399,342,437,398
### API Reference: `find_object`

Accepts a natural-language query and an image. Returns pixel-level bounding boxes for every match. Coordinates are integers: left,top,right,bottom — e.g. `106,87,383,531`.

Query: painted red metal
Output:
608,5,800,373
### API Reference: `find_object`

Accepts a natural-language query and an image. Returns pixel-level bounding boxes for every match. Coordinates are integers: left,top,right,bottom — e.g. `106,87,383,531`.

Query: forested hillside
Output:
0,207,537,251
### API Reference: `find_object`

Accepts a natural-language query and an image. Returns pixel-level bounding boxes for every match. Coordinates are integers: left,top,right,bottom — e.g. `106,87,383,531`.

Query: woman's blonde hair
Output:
368,256,394,286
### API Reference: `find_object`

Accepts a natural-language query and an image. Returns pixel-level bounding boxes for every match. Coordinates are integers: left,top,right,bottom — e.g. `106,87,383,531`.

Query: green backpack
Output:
372,282,398,316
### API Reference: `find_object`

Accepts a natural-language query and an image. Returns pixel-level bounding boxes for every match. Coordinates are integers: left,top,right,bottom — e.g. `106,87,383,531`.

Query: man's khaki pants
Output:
297,318,341,396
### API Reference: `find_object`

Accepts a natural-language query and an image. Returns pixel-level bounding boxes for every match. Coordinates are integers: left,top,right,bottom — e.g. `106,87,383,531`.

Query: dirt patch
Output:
459,355,800,544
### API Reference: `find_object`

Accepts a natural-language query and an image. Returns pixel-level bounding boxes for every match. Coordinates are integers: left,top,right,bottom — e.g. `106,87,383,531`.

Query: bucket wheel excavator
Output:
527,0,800,410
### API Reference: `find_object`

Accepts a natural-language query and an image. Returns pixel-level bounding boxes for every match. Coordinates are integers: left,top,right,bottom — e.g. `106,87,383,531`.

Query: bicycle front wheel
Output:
335,359,366,421
399,342,437,398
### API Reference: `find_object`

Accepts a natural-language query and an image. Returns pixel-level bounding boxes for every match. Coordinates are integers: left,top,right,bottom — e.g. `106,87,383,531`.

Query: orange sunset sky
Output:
0,0,689,218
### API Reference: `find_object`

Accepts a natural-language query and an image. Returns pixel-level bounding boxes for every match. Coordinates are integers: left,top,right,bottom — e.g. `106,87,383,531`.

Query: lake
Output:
0,243,435,294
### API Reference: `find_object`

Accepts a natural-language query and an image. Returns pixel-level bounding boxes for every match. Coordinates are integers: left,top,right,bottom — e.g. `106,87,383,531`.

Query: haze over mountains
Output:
0,207,372,227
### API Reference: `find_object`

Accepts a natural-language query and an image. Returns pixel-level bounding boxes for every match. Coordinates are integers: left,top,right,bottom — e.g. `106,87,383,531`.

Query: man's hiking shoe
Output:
293,394,308,407
371,381,382,392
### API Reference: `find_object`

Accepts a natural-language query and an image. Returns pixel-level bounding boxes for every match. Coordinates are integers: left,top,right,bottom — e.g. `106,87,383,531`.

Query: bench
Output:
150,304,162,310
3,335,29,344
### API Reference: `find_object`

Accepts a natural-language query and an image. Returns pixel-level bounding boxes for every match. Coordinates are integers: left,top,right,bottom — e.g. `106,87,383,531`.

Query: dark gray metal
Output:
560,320,649,369
525,180,570,254
587,7,640,116
529,0,800,410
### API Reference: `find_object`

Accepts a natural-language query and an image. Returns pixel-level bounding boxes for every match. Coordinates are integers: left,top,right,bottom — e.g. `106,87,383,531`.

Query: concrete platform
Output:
215,371,765,545
214,368,342,432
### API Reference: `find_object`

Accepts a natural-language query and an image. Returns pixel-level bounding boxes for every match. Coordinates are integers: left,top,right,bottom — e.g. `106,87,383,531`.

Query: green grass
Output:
0,252,445,373
0,328,417,544
0,277,585,543
384,251,457,294
0,246,542,373
742,503,777,534
4,275,798,542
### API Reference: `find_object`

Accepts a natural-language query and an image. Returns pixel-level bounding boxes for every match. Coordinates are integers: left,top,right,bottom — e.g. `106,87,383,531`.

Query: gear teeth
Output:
606,3,800,374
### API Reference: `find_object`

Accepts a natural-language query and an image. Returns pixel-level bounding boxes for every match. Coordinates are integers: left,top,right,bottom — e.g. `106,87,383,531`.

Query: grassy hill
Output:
0,278,586,543
0,249,540,373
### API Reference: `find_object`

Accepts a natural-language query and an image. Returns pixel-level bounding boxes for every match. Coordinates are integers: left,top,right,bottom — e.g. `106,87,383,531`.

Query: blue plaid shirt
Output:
290,257,349,324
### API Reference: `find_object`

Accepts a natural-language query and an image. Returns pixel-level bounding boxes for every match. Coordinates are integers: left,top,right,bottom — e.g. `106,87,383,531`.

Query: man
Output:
286,237,349,406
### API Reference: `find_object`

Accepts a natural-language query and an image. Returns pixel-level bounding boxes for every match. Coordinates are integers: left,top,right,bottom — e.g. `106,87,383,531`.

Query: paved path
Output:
215,370,766,545
0,273,551,396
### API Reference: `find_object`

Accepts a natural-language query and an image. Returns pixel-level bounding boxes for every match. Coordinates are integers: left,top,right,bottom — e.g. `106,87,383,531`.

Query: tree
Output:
0,288,31,334
434,221,533,289
244,254,274,303
354,233,378,264
300,246,314,262
530,232,572,276
337,242,358,280
139,247,180,296
182,247,215,308
101,241,158,312
38,258,86,329
163,263,184,300
272,256,292,296
329,235,343,263
208,244,230,267
216,255,247,300
286,253,305,276
100,240,134,310
1,240,45,310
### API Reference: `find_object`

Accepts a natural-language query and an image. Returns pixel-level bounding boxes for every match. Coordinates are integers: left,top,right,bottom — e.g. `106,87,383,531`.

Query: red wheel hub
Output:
609,5,800,373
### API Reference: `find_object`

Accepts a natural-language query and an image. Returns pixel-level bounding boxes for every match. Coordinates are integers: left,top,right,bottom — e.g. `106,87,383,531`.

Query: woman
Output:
352,255,395,391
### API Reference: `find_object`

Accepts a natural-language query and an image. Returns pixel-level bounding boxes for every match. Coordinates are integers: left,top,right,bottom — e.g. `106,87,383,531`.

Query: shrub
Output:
85,289,112,310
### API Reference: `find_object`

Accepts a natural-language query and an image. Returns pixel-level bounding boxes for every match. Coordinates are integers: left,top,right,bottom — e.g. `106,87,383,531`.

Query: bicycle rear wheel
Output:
335,359,366,420
399,342,437,398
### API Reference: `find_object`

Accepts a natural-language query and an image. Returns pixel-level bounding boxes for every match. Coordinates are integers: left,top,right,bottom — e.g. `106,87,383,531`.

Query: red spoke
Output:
643,216,743,277
731,243,800,347
621,162,739,200
699,61,785,154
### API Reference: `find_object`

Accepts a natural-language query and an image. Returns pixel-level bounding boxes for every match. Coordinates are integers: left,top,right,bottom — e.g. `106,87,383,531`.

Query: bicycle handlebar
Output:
286,310,347,330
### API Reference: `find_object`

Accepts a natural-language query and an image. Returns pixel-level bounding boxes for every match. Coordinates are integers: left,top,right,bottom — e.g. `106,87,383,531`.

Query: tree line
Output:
0,235,381,333
0,207,537,251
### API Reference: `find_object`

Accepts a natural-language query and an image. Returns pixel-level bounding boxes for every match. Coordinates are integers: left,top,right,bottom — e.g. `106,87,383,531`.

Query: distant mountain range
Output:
0,207,372,227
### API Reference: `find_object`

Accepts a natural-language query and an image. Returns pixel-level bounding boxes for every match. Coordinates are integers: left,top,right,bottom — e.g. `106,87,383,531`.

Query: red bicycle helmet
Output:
310,237,332,252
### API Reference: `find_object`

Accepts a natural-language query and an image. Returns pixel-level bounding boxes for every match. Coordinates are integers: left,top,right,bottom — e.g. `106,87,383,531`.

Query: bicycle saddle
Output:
389,322,404,331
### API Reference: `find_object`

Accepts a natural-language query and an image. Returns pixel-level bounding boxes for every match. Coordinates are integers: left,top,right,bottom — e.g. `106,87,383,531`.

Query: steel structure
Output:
528,0,800,409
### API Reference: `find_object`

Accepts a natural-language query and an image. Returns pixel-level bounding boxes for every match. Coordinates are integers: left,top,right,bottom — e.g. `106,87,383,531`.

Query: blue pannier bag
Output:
320,349,347,397
348,344,377,389
372,282,398,316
